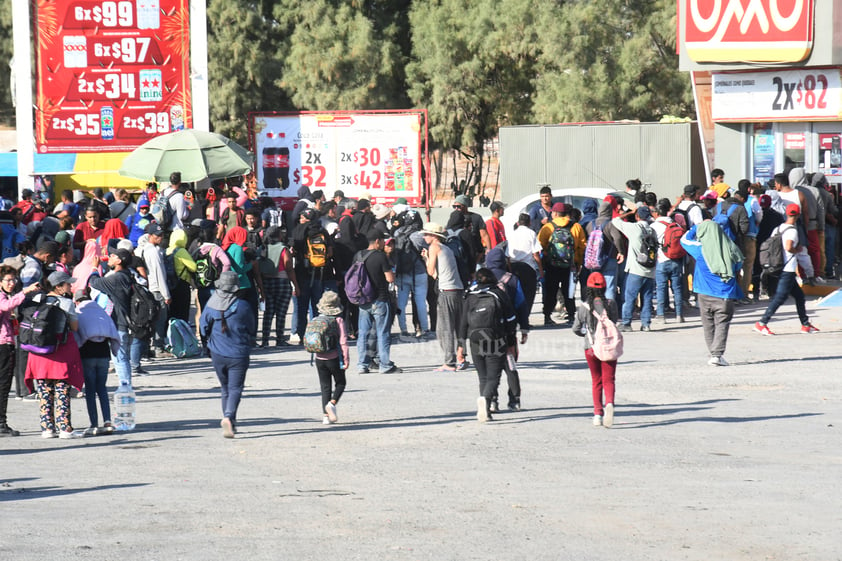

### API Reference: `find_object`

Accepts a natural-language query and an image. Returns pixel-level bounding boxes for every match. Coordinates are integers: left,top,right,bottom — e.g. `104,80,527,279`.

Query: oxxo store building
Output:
678,0,842,187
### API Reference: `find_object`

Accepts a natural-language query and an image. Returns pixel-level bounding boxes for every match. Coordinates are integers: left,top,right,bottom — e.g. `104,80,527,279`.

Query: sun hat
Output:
420,222,447,238
371,203,391,220
215,271,240,293
317,290,343,316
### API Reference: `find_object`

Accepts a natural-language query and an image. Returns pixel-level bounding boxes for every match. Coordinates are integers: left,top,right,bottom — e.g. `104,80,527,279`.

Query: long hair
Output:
586,286,605,309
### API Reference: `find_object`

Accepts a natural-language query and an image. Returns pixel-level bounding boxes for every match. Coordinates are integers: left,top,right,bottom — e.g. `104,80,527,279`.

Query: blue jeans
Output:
296,277,337,337
825,226,837,277
112,330,132,386
601,258,619,302
655,259,683,317
396,271,429,333
211,354,250,425
760,271,809,325
621,273,654,326
82,357,111,427
130,337,145,370
357,299,393,372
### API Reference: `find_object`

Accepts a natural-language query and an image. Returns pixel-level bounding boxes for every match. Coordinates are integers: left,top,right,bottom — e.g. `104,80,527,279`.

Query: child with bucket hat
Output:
308,291,349,425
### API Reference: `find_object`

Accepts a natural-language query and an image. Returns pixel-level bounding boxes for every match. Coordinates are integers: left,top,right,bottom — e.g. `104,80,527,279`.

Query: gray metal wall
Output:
499,122,705,204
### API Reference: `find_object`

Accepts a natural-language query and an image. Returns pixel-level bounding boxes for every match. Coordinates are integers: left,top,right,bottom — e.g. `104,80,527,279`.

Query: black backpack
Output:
128,283,162,338
191,246,221,288
636,224,659,268
18,296,69,355
465,290,506,355
759,225,796,275
444,230,472,286
164,251,178,290
393,225,421,275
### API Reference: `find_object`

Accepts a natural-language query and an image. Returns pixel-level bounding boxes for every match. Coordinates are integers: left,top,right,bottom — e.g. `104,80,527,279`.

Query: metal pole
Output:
191,0,210,132
12,0,34,195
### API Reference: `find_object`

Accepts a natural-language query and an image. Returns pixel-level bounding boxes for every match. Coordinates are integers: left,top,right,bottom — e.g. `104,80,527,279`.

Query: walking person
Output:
0,266,41,436
680,221,743,365
459,268,517,422
260,226,298,347
310,291,349,425
572,272,621,427
200,271,257,438
538,203,586,326
754,204,820,336
23,271,85,439
506,213,543,337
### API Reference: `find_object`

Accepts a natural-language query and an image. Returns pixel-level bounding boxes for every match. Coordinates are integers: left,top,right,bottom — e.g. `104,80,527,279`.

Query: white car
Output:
499,187,635,233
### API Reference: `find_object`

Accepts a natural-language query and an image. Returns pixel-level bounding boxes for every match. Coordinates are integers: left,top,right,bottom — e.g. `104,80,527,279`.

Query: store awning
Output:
0,151,147,189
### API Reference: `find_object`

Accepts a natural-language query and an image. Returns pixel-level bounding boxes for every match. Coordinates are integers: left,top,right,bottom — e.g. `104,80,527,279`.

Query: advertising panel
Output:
682,0,814,63
35,0,192,154
252,112,424,206
712,68,842,122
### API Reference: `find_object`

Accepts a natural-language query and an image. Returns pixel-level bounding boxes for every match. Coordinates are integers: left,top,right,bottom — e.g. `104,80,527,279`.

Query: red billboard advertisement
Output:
35,0,192,154
682,0,814,63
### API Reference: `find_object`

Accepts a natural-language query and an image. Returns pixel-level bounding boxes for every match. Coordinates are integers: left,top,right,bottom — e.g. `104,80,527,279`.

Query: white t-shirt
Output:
506,226,542,271
677,200,704,227
650,216,672,263
777,224,799,273
779,189,800,211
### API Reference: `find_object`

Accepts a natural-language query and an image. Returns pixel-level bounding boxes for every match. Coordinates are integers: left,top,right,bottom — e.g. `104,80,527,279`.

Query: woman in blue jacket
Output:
199,271,256,438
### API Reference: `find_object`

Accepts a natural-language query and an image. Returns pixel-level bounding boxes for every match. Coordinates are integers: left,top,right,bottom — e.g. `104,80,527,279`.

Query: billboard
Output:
35,0,192,154
682,0,814,63
251,112,426,206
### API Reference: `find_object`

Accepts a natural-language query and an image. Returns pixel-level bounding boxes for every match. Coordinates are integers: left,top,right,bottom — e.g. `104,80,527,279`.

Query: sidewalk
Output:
1,297,839,560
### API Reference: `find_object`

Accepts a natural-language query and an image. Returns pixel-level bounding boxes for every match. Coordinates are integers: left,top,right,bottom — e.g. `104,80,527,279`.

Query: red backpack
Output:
661,221,687,260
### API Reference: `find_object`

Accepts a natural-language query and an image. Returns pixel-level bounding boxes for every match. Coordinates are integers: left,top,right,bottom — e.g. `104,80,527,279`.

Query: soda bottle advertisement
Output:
34,0,193,153
252,112,424,206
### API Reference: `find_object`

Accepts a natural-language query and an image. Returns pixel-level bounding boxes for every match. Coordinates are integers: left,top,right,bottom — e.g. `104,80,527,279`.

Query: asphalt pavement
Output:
1,294,840,561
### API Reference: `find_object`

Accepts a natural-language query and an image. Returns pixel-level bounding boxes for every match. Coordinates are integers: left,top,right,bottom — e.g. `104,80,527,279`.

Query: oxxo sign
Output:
683,0,814,63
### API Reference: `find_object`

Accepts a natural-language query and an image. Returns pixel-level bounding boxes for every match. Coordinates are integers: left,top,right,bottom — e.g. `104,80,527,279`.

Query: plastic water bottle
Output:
113,381,136,431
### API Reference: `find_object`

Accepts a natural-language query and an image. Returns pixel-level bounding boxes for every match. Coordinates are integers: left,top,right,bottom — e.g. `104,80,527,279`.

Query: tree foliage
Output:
0,0,693,149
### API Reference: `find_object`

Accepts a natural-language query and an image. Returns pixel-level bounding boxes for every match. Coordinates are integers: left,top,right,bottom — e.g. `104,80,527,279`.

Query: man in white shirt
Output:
754,204,818,335
650,200,684,322
675,184,704,227
142,223,173,357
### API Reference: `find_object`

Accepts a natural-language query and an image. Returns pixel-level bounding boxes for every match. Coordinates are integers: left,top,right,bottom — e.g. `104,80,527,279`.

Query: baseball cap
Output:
759,194,771,208
683,184,699,195
109,248,132,266
587,272,606,288
551,202,565,213
786,203,800,216
490,201,506,213
47,270,76,286
145,223,164,236
700,190,718,201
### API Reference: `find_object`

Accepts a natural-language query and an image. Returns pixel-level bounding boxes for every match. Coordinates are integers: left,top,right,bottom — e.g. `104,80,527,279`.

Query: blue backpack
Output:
713,202,738,241
344,251,377,306
167,318,201,358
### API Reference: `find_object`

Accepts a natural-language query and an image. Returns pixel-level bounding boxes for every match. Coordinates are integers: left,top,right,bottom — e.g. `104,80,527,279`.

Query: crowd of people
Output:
0,164,834,438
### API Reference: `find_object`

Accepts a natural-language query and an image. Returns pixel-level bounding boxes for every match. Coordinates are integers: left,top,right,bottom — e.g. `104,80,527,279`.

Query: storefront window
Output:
783,132,806,176
752,124,775,185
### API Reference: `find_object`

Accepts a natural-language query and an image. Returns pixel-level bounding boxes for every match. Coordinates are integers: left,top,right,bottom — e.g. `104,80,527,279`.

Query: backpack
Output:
713,202,738,241
584,223,607,270
444,230,472,286
0,220,22,260
636,224,658,268
303,315,340,354
758,225,796,275
265,207,283,228
164,251,178,290
344,251,377,306
167,318,201,358
191,246,221,289
661,221,687,260
150,191,174,230
393,225,421,275
465,290,506,355
584,301,623,362
306,232,328,268
18,296,69,355
128,283,161,338
545,224,575,268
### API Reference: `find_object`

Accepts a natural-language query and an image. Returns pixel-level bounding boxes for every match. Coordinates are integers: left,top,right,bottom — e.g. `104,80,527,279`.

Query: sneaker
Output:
322,416,331,425
489,400,499,413
41,430,57,439
543,316,557,326
815,276,828,285
477,396,489,422
22,393,38,401
593,415,603,426
325,402,338,423
357,366,370,374
508,400,521,412
155,348,174,359
617,324,632,333
754,322,775,336
220,418,235,439
678,315,686,323
603,403,614,428
399,331,414,342
653,315,665,324
102,422,115,434
707,356,721,366
801,323,820,334
58,430,83,439
717,356,729,366
133,367,149,376
455,361,471,371
83,426,98,437
640,325,651,332
0,424,20,437
381,365,402,374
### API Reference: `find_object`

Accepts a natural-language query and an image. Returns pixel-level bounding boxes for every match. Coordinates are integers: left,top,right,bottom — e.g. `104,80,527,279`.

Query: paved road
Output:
1,296,840,561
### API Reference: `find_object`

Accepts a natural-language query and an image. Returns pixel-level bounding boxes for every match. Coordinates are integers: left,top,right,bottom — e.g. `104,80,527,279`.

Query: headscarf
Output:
696,220,743,281
221,226,247,251
71,239,102,293
579,199,598,231
206,271,240,311
100,218,128,256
